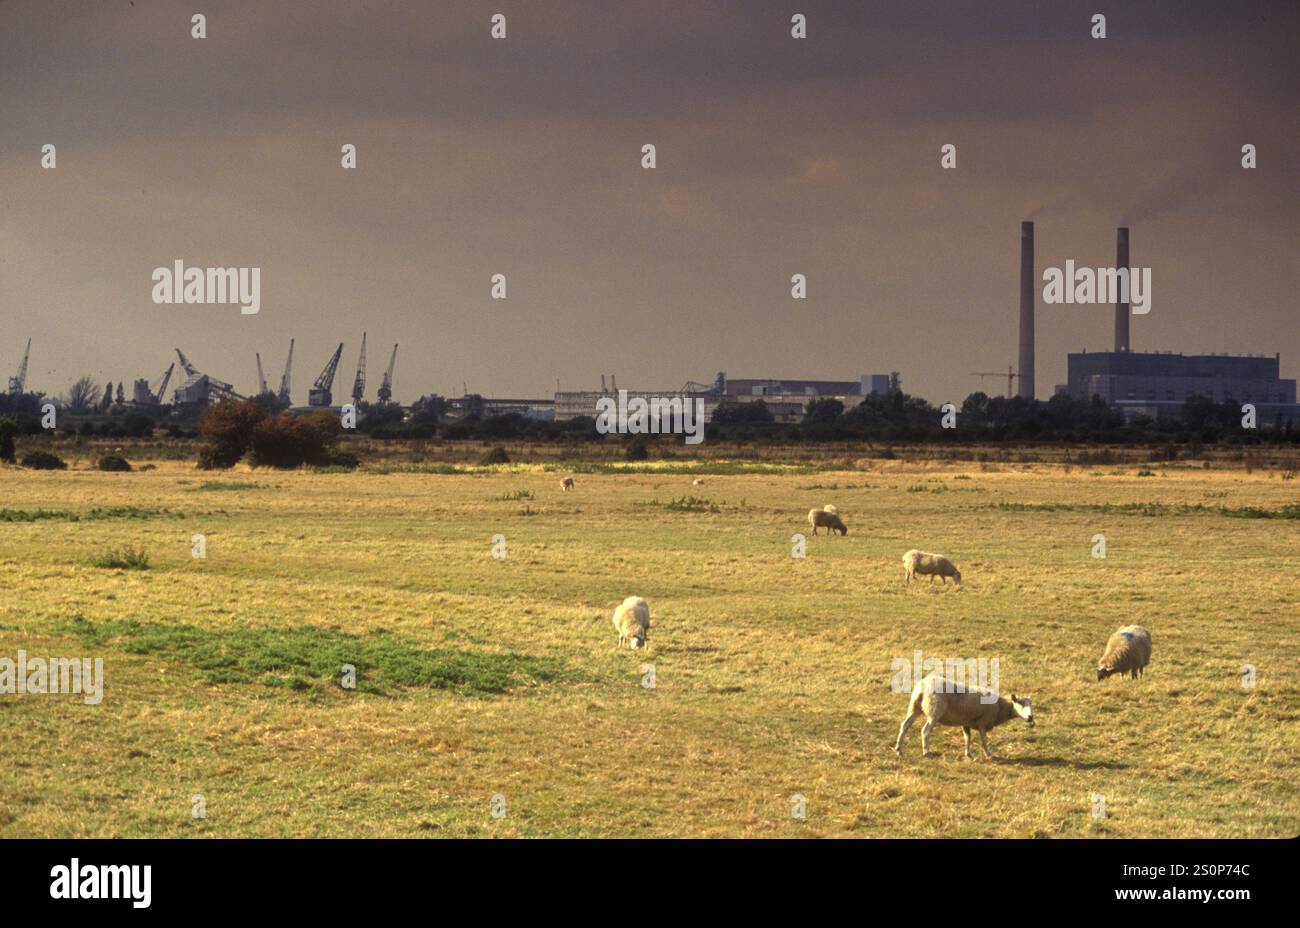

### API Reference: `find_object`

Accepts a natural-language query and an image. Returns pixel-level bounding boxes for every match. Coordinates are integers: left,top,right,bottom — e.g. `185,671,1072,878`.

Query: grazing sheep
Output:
1096,625,1152,680
612,596,651,650
692,478,705,486
894,672,1034,759
807,508,848,535
823,504,838,515
561,476,575,491
902,549,961,585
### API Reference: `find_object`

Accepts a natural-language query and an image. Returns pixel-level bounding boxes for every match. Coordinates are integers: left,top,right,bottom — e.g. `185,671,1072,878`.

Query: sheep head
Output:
1009,694,1034,727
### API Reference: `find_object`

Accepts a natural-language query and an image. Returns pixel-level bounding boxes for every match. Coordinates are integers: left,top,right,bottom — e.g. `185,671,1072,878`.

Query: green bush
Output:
89,546,150,570
21,450,67,470
478,446,510,465
98,454,133,472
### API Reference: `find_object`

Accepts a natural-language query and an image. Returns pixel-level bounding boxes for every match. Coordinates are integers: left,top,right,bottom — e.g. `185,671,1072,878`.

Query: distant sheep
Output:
692,478,705,486
807,508,848,535
561,476,575,491
823,504,838,515
1096,625,1151,680
612,596,651,650
902,549,960,585
894,672,1034,759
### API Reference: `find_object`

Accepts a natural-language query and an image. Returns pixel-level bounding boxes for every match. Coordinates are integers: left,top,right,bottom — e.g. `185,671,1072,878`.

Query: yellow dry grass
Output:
1,454,1297,837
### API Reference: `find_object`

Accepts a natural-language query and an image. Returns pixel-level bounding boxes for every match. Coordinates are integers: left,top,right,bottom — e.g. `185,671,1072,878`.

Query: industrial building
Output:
1063,351,1298,420
1017,223,1297,423
552,372,899,424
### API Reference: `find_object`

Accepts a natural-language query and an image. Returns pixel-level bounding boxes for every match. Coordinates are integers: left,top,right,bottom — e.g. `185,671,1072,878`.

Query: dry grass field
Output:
2,447,1297,837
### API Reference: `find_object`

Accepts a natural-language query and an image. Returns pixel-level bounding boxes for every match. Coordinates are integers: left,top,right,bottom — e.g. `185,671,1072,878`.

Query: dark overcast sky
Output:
2,0,1297,403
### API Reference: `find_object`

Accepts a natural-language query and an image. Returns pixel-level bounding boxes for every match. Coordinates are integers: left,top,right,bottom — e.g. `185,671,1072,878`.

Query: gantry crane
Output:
351,332,367,404
377,344,398,404
277,339,294,406
7,338,30,394
308,343,344,407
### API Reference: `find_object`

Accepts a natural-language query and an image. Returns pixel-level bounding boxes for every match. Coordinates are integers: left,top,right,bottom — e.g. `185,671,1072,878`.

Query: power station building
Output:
1019,223,1297,423
1062,351,1298,420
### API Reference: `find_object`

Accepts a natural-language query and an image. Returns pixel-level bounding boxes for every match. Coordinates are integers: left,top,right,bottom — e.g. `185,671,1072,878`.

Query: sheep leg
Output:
979,729,993,758
894,710,921,754
962,727,974,760
920,720,935,756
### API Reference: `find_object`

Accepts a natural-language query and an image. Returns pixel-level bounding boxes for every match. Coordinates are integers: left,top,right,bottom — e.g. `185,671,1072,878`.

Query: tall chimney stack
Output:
1018,221,1035,399
1114,227,1130,352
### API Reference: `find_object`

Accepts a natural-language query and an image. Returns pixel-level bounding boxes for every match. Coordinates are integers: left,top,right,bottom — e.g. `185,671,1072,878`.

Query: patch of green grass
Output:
994,501,1300,519
191,481,263,492
1,509,70,523
51,616,571,696
88,547,150,570
0,507,180,522
638,495,721,513
496,489,535,501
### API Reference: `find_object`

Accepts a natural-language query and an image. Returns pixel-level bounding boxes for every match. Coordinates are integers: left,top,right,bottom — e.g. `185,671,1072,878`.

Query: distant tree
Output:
197,399,267,469
66,376,101,413
409,394,447,428
711,400,774,426
115,383,126,406
101,382,114,412
804,397,844,425
0,416,16,463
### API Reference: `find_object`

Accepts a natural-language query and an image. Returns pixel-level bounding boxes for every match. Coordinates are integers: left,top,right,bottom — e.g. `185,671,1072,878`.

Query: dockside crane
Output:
377,344,398,404
277,339,294,405
8,338,31,394
256,353,270,395
351,332,367,404
153,362,175,403
308,343,344,407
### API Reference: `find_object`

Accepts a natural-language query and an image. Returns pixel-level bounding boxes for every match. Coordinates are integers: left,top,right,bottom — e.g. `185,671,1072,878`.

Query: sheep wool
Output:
561,476,575,491
807,508,848,535
1096,625,1152,680
894,672,1034,759
612,596,651,650
902,549,960,585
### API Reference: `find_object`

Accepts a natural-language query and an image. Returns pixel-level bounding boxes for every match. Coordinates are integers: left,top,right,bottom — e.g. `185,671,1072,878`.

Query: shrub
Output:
625,436,650,461
248,411,342,469
98,454,133,472
478,445,510,465
90,546,150,570
198,400,267,469
21,450,67,470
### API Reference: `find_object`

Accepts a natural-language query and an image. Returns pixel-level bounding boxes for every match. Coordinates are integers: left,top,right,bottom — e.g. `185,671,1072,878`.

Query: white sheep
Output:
807,508,848,535
612,596,651,650
823,504,838,515
692,478,705,486
894,672,1034,759
561,476,575,491
1096,625,1151,680
902,549,961,585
